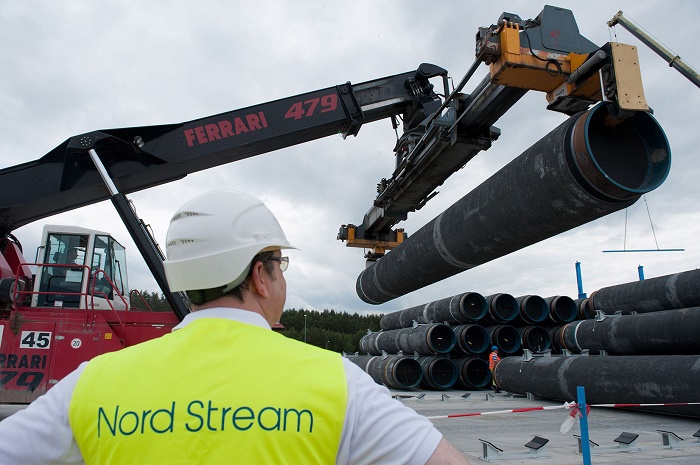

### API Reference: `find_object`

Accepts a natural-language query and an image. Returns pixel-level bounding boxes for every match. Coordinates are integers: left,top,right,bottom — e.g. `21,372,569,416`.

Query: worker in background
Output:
51,248,79,278
0,190,470,465
489,345,501,393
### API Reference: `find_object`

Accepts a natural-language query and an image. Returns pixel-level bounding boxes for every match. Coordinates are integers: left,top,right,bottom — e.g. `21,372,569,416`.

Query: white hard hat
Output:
163,190,295,292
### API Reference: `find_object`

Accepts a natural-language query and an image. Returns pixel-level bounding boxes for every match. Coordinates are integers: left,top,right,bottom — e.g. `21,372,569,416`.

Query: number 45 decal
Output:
20,331,52,349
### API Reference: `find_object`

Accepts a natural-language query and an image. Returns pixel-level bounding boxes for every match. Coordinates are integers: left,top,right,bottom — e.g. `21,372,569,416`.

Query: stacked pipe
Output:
346,354,424,390
355,289,582,391
493,269,700,417
355,270,700,404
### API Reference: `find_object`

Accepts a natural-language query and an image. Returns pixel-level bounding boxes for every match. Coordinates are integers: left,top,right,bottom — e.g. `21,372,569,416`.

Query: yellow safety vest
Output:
69,318,348,464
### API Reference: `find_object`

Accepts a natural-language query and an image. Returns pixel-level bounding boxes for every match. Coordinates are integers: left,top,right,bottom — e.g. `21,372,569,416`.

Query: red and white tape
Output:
426,401,700,420
426,402,575,420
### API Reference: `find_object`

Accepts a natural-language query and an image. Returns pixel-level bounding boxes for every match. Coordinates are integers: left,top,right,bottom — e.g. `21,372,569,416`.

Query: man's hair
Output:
226,251,277,301
186,251,277,305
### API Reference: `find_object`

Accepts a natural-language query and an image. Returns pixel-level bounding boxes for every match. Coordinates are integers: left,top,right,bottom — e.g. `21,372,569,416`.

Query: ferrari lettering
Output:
0,353,47,369
184,111,269,147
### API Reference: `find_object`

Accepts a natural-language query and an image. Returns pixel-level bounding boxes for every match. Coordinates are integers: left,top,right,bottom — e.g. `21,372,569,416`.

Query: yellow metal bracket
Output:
339,225,405,261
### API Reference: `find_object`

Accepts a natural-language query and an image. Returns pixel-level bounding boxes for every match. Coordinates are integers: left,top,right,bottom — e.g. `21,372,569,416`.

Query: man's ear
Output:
249,261,271,298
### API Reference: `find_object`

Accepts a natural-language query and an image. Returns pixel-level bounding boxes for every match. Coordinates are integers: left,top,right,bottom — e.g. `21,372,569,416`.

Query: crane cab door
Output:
32,225,129,311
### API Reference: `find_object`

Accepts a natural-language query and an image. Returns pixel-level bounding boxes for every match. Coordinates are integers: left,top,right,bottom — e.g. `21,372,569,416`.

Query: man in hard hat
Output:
0,190,469,464
489,345,501,393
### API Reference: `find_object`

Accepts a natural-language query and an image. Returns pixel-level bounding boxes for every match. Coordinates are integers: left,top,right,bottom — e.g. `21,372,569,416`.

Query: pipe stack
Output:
354,290,579,390
492,269,700,417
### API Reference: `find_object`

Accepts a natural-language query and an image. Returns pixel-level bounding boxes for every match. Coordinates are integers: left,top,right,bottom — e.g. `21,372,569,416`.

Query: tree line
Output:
130,292,382,353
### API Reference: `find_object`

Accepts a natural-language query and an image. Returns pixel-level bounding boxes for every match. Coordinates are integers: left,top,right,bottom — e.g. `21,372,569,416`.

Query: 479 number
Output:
0,371,44,391
284,94,338,120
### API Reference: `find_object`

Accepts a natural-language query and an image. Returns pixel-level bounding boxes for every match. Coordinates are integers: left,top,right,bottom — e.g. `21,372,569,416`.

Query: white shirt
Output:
0,308,442,464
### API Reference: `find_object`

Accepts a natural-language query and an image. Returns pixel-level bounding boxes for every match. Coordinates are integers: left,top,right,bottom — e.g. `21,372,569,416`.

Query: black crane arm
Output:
0,64,447,236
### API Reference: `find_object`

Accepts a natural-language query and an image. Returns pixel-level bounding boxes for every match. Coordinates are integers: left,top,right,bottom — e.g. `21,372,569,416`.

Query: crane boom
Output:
608,11,700,89
0,66,446,236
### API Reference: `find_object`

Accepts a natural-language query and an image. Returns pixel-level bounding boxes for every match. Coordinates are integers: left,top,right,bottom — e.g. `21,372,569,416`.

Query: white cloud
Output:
2,0,699,317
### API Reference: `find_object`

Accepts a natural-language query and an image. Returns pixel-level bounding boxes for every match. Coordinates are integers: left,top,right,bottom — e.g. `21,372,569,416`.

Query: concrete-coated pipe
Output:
417,356,458,390
359,323,456,356
588,269,700,315
517,326,551,353
561,307,700,355
482,293,519,324
544,295,578,324
348,354,423,389
453,357,491,389
485,324,521,354
451,324,490,356
514,295,549,325
357,103,670,304
574,298,594,319
494,354,700,417
547,326,564,354
379,292,487,330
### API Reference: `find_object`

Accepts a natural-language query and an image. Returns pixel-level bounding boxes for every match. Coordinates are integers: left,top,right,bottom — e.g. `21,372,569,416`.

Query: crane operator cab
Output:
32,225,128,311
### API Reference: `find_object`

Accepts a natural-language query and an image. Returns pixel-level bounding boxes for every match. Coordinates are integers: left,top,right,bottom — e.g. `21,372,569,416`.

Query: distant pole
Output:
577,386,592,465
638,265,645,281
575,262,587,299
326,340,330,349
304,314,308,343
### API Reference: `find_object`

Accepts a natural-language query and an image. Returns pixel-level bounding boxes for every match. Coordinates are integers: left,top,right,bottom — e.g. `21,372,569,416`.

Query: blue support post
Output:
575,262,587,299
638,265,645,281
577,386,592,465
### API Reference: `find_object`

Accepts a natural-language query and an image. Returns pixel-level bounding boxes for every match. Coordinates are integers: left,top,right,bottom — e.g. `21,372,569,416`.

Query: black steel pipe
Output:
588,269,700,315
451,324,490,356
379,292,487,330
544,295,578,324
484,324,521,354
561,307,700,355
547,326,565,354
356,103,670,304
514,295,549,324
517,326,551,353
359,323,456,356
574,297,594,319
417,356,458,390
482,293,519,324
494,355,700,417
348,354,423,389
453,357,491,389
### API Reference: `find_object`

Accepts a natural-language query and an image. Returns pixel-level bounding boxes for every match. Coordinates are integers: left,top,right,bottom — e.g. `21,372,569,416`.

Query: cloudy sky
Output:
2,1,699,317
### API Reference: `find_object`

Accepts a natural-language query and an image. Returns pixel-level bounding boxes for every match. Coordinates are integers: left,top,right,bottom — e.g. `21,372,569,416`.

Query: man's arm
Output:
426,438,471,464
0,363,86,464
